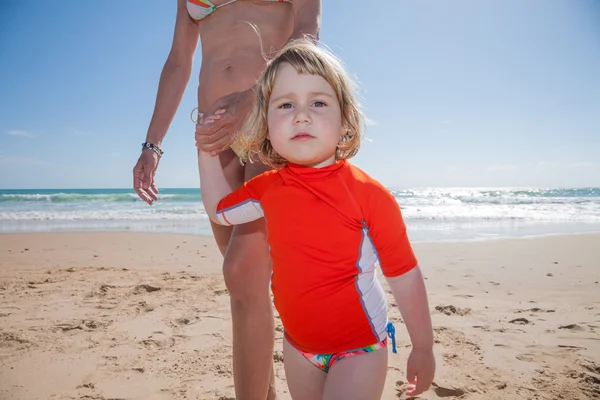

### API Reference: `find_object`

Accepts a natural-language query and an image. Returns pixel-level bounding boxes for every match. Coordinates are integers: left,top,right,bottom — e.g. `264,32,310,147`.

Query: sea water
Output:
1,187,600,242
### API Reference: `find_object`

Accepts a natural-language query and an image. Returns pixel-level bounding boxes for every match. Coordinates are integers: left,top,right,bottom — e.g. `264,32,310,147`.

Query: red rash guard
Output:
215,159,418,353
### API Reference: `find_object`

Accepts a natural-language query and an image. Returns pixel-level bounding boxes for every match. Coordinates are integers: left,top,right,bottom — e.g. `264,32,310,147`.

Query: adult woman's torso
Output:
193,0,294,110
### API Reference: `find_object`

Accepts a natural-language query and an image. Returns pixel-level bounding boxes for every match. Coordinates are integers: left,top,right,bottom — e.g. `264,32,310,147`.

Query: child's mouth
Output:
292,132,315,140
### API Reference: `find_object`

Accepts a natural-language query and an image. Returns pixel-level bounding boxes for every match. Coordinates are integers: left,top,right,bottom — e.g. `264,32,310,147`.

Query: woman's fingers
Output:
196,134,232,154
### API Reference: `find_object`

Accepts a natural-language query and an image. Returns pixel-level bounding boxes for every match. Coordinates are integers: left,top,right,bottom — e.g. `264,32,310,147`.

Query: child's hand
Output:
405,347,435,397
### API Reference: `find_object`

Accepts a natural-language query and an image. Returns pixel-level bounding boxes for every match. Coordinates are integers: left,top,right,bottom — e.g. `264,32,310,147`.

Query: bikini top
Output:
187,0,292,21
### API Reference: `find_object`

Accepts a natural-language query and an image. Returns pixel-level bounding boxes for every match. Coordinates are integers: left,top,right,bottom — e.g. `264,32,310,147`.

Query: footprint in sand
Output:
443,353,460,363
558,324,585,332
516,307,555,314
54,319,110,332
140,335,175,350
433,326,482,359
134,284,161,294
435,305,471,316
175,317,192,325
509,318,531,325
580,360,600,374
0,331,32,348
135,301,155,313
472,325,490,332
557,345,587,350
516,353,535,362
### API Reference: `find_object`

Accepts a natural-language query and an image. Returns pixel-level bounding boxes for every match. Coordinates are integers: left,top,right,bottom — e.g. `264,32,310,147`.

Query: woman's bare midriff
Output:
196,1,294,109
194,1,294,246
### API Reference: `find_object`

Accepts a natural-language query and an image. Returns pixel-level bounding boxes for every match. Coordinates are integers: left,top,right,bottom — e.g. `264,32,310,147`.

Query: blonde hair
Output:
233,39,365,168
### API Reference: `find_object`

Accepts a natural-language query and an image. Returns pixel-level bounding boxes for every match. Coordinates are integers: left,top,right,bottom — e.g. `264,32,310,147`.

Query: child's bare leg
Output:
323,347,388,400
283,338,326,400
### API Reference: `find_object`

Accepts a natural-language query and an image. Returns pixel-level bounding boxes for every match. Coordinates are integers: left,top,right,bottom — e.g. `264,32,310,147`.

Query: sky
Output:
1,0,599,189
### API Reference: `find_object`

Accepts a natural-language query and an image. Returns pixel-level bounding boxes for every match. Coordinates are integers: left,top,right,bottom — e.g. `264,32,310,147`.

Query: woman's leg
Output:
219,155,277,399
322,347,388,400
283,338,327,400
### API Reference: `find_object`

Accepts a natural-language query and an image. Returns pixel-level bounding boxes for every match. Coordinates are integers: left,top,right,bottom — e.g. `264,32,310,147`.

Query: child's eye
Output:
313,101,327,107
279,103,293,109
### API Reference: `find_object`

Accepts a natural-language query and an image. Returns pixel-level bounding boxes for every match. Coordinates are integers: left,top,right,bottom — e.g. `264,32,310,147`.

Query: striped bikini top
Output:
187,0,292,21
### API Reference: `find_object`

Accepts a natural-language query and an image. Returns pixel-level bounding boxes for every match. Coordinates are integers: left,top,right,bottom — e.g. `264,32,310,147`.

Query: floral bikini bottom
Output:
298,338,388,373
296,321,398,373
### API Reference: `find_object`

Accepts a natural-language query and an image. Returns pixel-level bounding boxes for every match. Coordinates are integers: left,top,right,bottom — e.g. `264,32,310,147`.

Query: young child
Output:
197,39,435,400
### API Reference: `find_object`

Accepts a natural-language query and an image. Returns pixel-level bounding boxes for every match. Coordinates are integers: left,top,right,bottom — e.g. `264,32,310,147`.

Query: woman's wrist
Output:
141,142,164,157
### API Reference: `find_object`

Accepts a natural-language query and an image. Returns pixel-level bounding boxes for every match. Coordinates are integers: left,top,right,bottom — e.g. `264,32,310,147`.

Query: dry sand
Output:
0,232,599,399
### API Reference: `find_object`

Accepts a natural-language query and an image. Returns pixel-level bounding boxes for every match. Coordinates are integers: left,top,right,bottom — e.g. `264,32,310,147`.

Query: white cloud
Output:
487,164,517,172
0,155,51,167
6,130,34,138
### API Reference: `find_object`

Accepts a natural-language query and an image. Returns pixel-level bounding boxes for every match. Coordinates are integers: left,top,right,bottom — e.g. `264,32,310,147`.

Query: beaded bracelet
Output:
141,142,164,157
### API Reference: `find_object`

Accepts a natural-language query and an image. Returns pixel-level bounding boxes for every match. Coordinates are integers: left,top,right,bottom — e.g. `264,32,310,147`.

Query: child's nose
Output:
293,105,311,124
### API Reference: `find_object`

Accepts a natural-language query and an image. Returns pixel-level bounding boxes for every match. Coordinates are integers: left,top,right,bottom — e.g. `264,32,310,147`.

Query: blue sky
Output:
1,0,599,189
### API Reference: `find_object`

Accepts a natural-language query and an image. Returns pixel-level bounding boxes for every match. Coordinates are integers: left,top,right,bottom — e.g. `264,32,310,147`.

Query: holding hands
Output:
195,88,254,156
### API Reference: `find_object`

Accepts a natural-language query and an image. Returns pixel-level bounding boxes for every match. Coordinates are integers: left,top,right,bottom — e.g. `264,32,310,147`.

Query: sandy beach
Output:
0,232,599,399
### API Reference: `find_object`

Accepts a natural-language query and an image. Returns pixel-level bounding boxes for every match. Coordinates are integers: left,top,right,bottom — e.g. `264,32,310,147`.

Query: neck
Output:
291,156,336,169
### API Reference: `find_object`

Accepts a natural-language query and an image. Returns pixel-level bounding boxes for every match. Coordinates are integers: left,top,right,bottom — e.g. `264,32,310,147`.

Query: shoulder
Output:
247,168,282,185
344,162,392,198
245,168,283,195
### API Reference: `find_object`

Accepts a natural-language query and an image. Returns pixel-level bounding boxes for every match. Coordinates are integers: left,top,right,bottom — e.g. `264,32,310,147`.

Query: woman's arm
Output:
134,0,199,205
288,0,321,41
145,0,199,146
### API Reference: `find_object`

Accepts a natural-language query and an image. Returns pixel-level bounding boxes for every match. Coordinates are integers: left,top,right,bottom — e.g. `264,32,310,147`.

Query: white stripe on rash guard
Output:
354,225,389,342
216,199,264,226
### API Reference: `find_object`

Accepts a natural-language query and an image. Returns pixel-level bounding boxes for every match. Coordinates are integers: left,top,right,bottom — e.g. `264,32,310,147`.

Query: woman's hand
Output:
133,150,160,205
195,89,254,155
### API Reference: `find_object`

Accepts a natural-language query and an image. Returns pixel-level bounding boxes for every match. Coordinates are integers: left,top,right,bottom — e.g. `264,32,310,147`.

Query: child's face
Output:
267,63,344,168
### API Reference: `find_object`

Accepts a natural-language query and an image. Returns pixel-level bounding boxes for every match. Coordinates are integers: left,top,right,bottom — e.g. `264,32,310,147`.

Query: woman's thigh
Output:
323,347,388,400
283,338,327,400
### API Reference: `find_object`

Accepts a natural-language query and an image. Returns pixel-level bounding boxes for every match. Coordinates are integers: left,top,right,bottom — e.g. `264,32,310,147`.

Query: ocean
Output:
1,187,600,242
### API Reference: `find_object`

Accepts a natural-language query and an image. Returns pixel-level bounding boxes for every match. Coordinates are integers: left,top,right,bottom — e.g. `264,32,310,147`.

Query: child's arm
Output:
386,266,433,351
197,150,233,224
360,180,435,396
386,267,435,397
198,148,269,227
